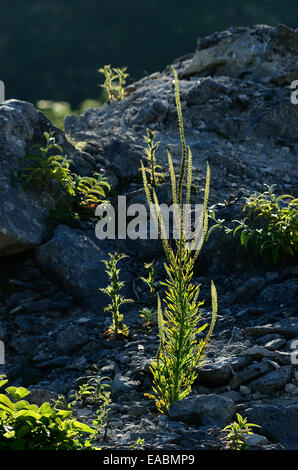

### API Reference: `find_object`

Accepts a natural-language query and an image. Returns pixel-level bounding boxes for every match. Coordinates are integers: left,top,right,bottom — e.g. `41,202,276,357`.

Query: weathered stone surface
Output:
0,100,68,255
168,394,235,426
56,325,89,354
249,366,292,393
230,360,275,388
241,345,275,359
35,225,132,312
182,24,298,85
111,373,140,394
243,323,298,339
245,404,298,449
196,358,232,385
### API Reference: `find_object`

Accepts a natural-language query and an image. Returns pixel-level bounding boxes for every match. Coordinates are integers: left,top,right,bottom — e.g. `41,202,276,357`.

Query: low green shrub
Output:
207,184,298,264
15,132,110,225
0,376,102,450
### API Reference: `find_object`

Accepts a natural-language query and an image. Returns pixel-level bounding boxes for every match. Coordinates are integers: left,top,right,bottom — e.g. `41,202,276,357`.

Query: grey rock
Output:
243,433,268,447
264,338,287,350
35,225,132,312
229,361,274,388
256,280,298,306
56,325,89,354
111,373,140,394
245,404,298,449
168,394,235,426
182,77,227,106
97,138,144,180
131,99,169,125
226,276,266,305
243,323,298,339
196,358,232,385
241,345,275,359
183,24,298,85
27,388,65,407
284,383,298,395
36,356,72,370
249,365,292,393
222,390,242,402
9,336,41,355
229,355,252,372
239,385,251,396
0,100,73,255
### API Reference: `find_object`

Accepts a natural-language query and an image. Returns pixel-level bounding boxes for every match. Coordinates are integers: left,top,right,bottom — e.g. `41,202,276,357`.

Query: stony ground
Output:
0,251,297,450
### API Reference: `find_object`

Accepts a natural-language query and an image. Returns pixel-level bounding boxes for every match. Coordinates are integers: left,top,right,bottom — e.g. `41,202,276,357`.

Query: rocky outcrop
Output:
182,24,298,85
65,25,298,236
0,100,78,255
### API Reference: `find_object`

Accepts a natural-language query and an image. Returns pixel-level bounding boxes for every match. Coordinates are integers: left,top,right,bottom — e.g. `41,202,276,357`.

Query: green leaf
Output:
39,402,54,416
14,409,41,420
6,386,31,400
0,394,15,411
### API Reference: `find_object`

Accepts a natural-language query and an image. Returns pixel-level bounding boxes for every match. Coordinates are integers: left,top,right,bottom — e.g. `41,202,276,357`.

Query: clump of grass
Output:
99,252,133,339
140,67,217,413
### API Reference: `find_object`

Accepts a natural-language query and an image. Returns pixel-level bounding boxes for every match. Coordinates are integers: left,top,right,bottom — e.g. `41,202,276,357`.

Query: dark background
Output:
1,0,297,107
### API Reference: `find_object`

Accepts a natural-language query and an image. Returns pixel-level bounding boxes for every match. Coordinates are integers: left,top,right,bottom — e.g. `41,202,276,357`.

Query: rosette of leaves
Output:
221,413,261,450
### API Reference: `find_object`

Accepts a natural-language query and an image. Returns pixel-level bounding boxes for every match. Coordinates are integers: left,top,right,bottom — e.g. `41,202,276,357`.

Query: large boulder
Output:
182,24,298,85
245,404,298,449
0,100,73,255
168,393,235,426
34,225,133,313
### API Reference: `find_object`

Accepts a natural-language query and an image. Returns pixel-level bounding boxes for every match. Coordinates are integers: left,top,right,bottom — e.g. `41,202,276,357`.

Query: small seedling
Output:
140,260,157,300
128,437,145,450
140,307,157,329
142,129,164,187
98,65,129,102
99,252,133,339
221,413,261,450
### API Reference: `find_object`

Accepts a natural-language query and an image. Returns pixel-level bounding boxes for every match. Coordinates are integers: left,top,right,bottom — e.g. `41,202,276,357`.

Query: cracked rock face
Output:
182,24,298,85
0,100,76,256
